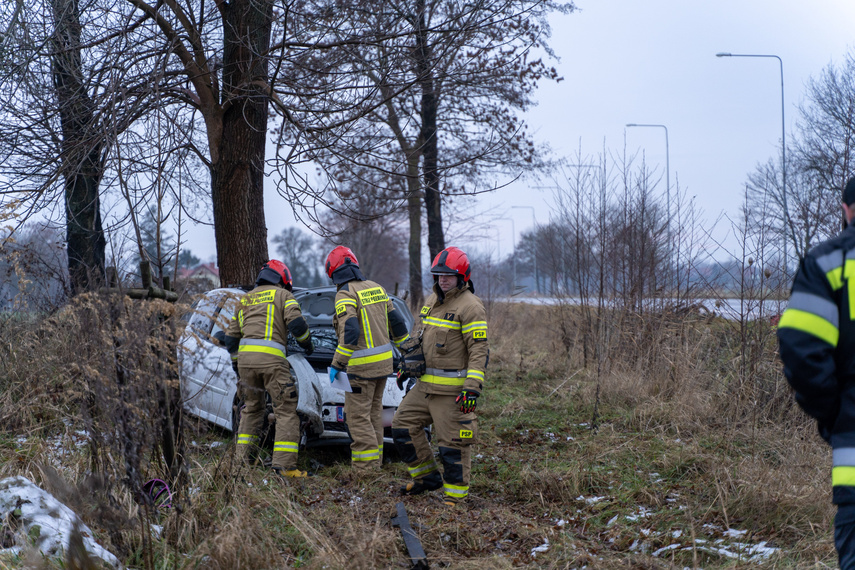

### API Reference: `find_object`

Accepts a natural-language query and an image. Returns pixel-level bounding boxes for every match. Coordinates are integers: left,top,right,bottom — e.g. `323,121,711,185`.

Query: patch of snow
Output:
672,530,683,538
723,528,748,538
640,528,652,536
0,476,120,568
577,495,606,504
209,441,225,448
628,539,649,553
15,437,27,445
531,538,549,557
555,519,567,527
652,543,681,557
651,538,780,563
625,507,652,521
606,515,619,527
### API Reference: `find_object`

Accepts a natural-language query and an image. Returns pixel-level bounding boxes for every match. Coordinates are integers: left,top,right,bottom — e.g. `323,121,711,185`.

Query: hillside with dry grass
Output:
0,295,838,568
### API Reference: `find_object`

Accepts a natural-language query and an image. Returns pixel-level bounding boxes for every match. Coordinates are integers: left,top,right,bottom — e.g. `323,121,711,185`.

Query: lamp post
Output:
626,123,670,226
512,205,537,293
498,217,516,292
716,51,792,275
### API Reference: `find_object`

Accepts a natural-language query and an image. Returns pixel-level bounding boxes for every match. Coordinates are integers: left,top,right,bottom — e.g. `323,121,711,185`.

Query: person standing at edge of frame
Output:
778,177,855,569
392,246,488,506
222,260,314,479
325,246,410,472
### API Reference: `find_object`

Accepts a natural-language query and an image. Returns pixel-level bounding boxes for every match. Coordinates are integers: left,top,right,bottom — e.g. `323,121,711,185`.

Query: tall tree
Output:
272,226,323,287
0,0,156,295
51,0,107,294
304,0,572,306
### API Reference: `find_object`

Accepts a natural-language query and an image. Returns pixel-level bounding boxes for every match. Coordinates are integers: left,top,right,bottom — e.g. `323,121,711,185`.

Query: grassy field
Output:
0,297,840,568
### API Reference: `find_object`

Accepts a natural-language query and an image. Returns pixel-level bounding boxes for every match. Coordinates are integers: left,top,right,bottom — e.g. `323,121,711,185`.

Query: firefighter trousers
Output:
344,376,386,469
236,361,300,470
391,389,478,503
836,504,855,570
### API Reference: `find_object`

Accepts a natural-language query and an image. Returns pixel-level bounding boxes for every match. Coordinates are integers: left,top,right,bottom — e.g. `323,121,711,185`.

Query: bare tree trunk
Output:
414,0,444,260
51,0,105,295
213,0,272,287
407,157,424,309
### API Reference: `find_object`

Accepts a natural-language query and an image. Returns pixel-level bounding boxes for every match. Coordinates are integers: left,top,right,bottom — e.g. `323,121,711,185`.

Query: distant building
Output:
178,263,220,288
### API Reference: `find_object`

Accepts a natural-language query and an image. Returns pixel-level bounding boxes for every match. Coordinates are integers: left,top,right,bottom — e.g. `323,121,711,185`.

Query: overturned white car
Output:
178,286,414,447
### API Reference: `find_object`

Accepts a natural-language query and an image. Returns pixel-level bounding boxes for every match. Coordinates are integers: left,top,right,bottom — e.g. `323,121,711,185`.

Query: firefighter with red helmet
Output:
392,246,488,505
223,260,314,478
326,246,410,471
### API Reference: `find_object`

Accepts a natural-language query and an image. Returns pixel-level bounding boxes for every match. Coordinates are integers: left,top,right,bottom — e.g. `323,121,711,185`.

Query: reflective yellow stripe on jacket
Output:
778,291,840,348
349,344,393,367
421,367,466,387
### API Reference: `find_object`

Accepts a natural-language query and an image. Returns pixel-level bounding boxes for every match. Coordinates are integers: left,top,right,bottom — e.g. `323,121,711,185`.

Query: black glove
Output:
396,369,412,391
213,330,226,346
455,390,479,414
300,340,314,356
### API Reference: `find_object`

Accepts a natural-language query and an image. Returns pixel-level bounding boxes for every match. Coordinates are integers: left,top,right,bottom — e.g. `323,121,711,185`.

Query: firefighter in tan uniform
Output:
326,246,410,470
392,247,487,505
223,260,314,478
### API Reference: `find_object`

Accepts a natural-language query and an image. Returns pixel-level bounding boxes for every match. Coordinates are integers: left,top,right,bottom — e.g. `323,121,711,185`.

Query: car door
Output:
179,290,239,430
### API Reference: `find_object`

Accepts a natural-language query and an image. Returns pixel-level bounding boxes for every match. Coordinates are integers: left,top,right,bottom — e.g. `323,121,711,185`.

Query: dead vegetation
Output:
0,297,838,568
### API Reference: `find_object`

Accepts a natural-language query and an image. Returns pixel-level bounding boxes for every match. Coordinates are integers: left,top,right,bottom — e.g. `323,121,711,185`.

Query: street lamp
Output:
512,205,538,293
716,51,792,274
498,217,516,292
626,123,670,226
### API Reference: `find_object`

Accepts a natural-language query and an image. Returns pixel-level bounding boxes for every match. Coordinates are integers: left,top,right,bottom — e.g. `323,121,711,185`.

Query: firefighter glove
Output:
396,369,411,391
300,340,314,356
455,390,479,414
329,367,341,384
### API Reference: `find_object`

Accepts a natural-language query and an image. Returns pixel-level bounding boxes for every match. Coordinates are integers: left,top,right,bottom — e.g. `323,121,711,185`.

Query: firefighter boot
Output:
400,470,443,496
272,467,308,479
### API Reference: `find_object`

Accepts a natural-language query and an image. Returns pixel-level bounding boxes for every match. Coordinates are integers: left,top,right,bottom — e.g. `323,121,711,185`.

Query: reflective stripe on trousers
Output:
237,434,259,446
444,483,468,498
408,460,438,478
352,448,381,462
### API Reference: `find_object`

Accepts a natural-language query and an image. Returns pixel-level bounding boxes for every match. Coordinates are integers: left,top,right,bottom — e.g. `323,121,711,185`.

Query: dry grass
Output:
0,295,839,568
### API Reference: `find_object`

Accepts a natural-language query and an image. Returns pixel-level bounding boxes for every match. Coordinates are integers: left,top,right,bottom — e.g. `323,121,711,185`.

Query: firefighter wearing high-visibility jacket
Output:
326,246,410,470
392,246,488,505
778,177,855,568
223,260,314,479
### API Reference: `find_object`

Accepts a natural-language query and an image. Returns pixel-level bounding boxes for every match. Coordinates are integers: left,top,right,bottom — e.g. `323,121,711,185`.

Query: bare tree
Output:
299,0,572,307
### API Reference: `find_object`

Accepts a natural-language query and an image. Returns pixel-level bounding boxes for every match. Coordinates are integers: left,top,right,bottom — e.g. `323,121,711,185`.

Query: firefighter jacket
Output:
332,279,410,379
415,281,488,396
225,285,312,368
778,223,855,505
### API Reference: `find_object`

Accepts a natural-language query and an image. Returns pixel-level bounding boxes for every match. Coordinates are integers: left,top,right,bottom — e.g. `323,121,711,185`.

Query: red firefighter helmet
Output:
325,246,359,278
257,259,292,288
430,247,471,282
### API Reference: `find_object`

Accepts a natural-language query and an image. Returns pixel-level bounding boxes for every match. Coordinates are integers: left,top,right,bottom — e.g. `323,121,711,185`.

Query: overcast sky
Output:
186,0,855,267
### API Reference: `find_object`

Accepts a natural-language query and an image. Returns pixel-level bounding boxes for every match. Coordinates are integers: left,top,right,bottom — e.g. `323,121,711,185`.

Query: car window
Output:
390,296,414,331
188,295,220,337
211,293,241,338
